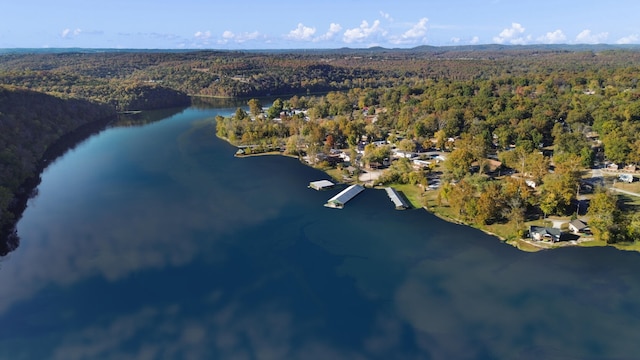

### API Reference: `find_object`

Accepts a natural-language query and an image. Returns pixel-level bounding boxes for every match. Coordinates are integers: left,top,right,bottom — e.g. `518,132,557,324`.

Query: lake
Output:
2,105,640,359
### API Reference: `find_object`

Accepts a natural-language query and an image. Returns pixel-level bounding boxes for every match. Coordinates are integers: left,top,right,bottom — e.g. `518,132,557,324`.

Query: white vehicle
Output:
619,174,634,183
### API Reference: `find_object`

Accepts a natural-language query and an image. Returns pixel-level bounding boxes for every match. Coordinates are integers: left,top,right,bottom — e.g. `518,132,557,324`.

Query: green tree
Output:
248,98,263,117
397,138,417,153
587,189,620,243
234,107,248,121
267,98,284,119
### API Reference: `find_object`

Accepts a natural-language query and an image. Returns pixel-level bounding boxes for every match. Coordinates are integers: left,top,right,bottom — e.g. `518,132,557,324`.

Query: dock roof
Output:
325,184,365,208
385,187,410,210
309,180,335,190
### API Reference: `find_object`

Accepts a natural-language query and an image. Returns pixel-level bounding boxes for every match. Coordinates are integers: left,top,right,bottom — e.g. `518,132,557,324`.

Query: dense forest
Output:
2,45,640,251
0,86,116,254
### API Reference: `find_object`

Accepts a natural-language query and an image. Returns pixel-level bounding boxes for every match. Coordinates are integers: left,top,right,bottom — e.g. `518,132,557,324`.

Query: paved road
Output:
610,187,640,198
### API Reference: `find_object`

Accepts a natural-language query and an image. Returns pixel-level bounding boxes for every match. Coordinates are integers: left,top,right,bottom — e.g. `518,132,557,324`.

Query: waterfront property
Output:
309,180,335,191
569,219,589,234
325,184,365,209
530,226,562,242
385,187,410,210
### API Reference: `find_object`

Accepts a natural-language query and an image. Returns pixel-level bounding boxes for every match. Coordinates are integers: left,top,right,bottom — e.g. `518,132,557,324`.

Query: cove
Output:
1,105,640,359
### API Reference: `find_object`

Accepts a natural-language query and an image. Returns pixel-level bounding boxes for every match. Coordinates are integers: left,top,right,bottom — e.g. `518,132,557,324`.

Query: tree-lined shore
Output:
3,46,640,253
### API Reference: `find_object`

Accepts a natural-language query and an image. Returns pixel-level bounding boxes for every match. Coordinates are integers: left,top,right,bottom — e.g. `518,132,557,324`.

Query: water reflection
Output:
3,106,640,359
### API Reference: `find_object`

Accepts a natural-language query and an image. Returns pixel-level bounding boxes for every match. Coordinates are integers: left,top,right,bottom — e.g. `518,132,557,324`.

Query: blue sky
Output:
2,0,640,49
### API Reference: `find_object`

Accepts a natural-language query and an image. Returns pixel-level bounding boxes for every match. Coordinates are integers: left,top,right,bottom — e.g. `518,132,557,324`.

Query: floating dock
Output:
385,187,410,210
324,184,364,209
309,180,335,191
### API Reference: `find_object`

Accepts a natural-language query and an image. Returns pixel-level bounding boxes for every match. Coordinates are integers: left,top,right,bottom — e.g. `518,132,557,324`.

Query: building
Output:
569,219,589,234
324,184,365,209
529,226,562,242
309,180,335,191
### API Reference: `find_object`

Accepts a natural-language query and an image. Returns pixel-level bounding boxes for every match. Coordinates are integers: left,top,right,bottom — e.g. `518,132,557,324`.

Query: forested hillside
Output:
3,47,640,100
0,86,116,254
3,45,640,251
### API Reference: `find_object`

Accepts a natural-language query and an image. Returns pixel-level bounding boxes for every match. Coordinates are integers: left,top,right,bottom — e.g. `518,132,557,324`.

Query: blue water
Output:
2,106,640,359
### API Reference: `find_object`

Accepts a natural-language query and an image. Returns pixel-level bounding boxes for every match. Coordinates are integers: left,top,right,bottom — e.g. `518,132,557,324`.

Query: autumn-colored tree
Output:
476,181,504,224
587,189,620,243
248,98,262,117
447,179,476,221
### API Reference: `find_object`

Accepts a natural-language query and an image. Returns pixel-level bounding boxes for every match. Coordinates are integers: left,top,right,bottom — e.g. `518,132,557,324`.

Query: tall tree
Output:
587,189,620,243
248,98,263,117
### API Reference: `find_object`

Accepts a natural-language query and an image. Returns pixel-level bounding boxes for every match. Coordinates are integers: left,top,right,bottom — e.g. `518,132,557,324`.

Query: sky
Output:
2,0,640,49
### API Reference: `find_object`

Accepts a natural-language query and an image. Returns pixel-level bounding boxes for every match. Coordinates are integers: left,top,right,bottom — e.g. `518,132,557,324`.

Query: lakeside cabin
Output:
324,184,365,209
385,187,410,210
309,180,335,191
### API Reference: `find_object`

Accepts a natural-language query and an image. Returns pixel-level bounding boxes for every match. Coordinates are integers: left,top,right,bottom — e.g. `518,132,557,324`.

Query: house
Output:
529,226,562,242
569,219,589,234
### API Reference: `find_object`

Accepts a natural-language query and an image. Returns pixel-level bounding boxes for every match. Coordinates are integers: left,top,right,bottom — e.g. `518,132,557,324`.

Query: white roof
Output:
309,180,335,190
326,184,364,206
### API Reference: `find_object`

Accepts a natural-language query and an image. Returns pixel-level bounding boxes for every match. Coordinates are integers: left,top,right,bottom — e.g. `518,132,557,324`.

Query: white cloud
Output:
380,11,393,21
286,23,316,41
217,30,262,44
61,28,82,39
451,37,461,44
404,18,429,40
616,34,639,44
537,29,566,44
575,29,608,44
315,23,343,42
343,20,383,43
470,36,480,45
389,17,429,45
493,22,529,44
194,31,212,40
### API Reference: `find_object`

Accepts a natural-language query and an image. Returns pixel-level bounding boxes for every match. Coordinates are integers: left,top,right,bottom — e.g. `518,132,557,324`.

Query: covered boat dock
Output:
309,180,335,191
385,187,410,210
324,184,365,209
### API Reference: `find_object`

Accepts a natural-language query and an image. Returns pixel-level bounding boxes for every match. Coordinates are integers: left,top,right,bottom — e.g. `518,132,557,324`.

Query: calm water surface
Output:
2,106,640,359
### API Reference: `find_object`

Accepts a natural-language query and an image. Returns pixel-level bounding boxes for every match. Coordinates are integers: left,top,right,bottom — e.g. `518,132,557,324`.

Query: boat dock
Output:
324,184,365,209
309,180,335,191
385,187,410,210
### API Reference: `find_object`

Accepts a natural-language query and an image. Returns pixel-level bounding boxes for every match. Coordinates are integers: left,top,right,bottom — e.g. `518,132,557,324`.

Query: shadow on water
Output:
0,106,188,258
0,115,116,257
111,107,188,128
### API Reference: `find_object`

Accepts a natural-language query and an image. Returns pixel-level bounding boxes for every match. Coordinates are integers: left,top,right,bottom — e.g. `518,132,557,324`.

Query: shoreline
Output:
1,114,117,256
231,144,633,253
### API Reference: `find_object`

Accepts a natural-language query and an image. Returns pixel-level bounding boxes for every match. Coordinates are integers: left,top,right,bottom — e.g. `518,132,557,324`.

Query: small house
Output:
530,226,562,242
569,219,589,234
